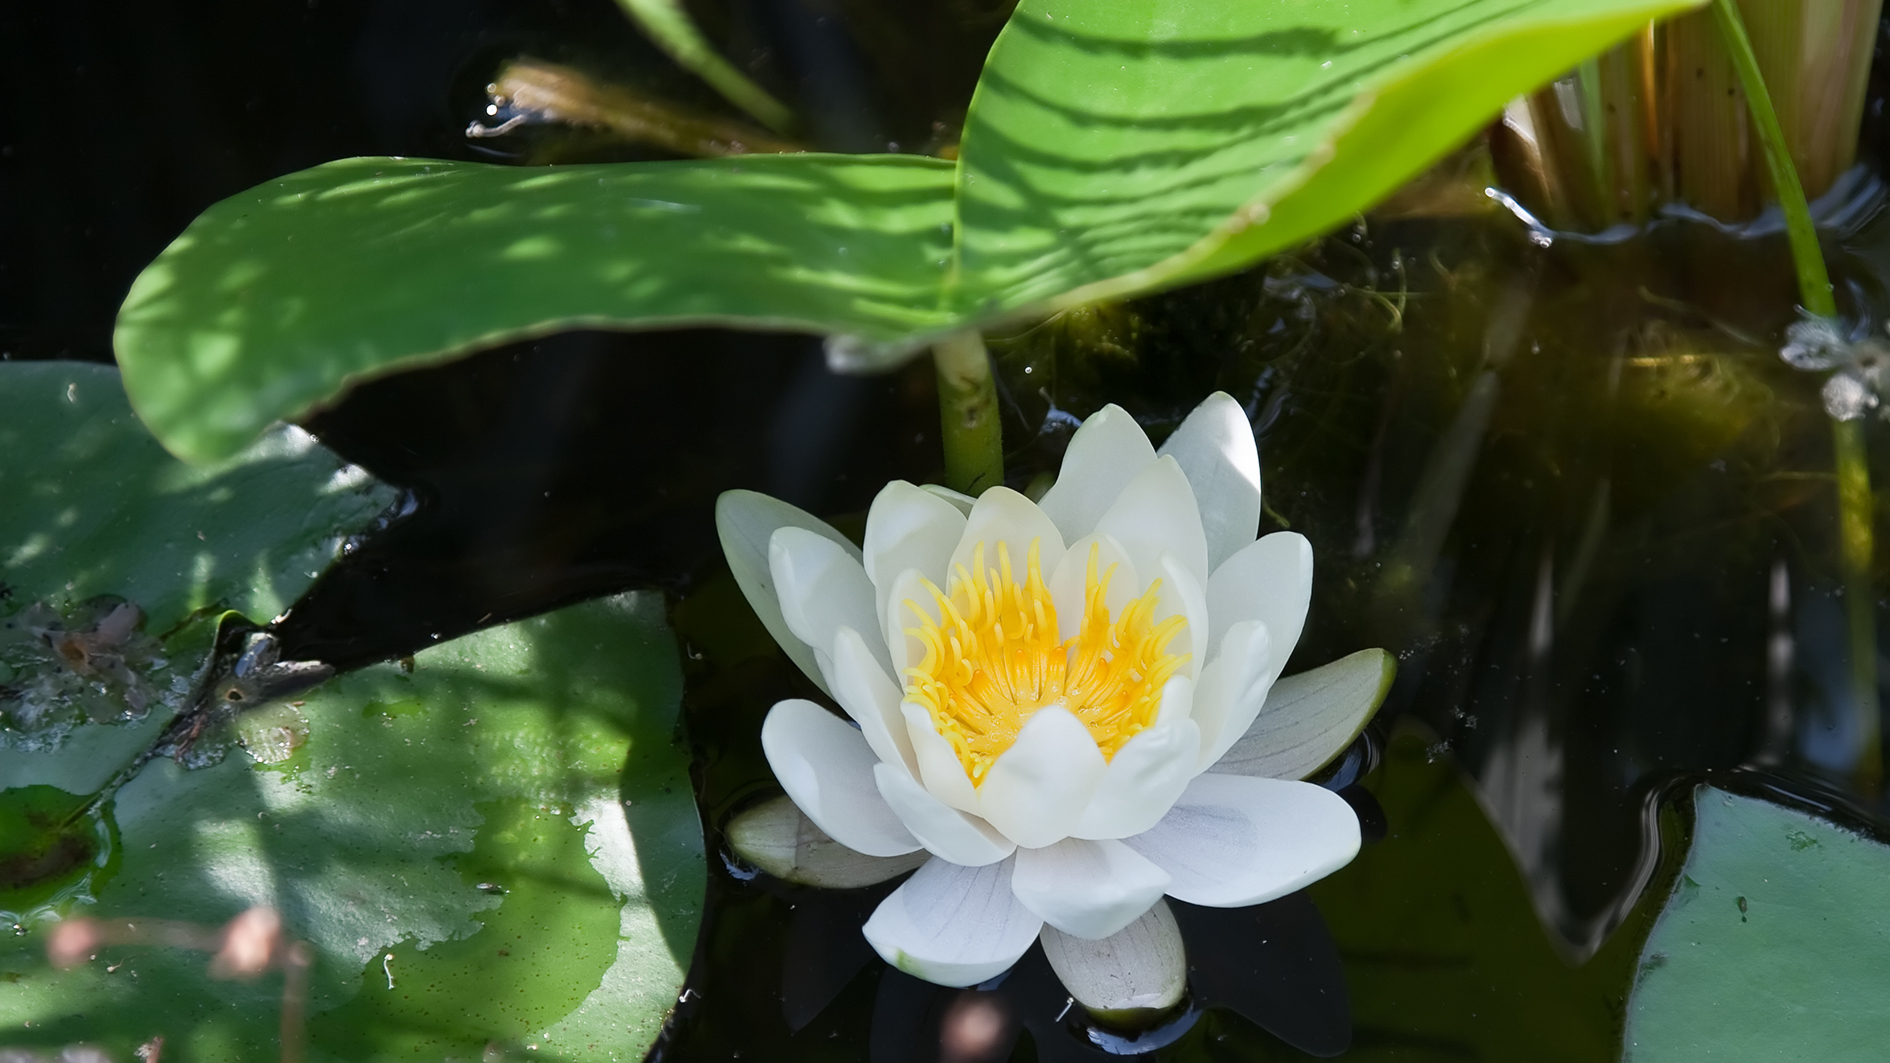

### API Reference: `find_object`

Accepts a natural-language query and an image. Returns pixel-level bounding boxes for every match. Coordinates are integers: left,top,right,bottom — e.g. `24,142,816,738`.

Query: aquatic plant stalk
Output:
934,330,1004,495
1711,0,1878,794
613,0,797,134
477,59,801,157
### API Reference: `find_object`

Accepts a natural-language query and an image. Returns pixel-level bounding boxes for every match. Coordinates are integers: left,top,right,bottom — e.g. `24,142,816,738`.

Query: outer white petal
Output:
862,856,1042,988
1047,532,1138,644
761,700,921,857
922,484,976,515
1037,403,1158,544
825,626,917,777
1011,838,1170,939
947,486,1066,584
1157,392,1262,572
1123,774,1359,908
1092,456,1210,592
975,705,1107,848
903,701,980,813
1213,648,1396,781
770,527,895,680
880,567,937,681
1191,620,1277,771
716,490,859,695
726,794,929,888
863,481,966,637
1074,677,1201,839
875,763,1015,867
1206,532,1312,677
1040,899,1187,1014
1152,552,1210,681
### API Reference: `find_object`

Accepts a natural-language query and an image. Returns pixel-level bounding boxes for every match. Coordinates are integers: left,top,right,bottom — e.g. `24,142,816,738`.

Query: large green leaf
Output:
1623,785,1890,1061
0,594,704,1063
952,0,1705,310
116,155,959,463
1,361,395,786
114,0,1706,463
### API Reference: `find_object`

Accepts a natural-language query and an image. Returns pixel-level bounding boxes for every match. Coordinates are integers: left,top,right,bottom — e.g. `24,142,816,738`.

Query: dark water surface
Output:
10,1,1890,1060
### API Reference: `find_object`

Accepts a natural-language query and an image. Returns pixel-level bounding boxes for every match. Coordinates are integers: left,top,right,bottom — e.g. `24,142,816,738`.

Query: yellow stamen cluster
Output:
903,539,1190,785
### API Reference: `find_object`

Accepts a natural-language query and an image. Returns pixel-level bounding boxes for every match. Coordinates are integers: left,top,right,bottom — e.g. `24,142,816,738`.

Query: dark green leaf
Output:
1300,725,1651,1061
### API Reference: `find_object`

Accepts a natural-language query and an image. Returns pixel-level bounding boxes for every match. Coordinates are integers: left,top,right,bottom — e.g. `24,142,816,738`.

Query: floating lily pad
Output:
0,593,705,1063
1624,785,1890,1061
0,360,397,764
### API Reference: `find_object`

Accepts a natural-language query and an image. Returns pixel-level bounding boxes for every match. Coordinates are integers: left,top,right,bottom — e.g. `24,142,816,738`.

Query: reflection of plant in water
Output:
716,393,1390,1034
49,906,314,1063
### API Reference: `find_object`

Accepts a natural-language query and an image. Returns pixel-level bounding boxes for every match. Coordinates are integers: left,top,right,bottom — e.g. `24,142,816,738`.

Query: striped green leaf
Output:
115,0,1703,462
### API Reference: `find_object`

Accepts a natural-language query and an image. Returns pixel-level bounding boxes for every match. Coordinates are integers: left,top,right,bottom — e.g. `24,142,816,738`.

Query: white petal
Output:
922,484,977,515
1047,532,1138,644
880,567,938,681
1212,649,1395,780
726,795,929,888
1191,620,1277,771
875,763,1015,867
1074,677,1201,839
975,705,1107,848
761,699,920,858
716,490,860,694
1039,899,1186,1014
1206,532,1311,677
826,626,918,778
862,856,1042,988
1157,392,1262,573
1011,838,1169,939
1037,404,1158,544
1152,552,1210,681
947,486,1066,586
770,527,895,680
1093,456,1210,593
1124,774,1359,907
864,481,966,636
903,700,980,813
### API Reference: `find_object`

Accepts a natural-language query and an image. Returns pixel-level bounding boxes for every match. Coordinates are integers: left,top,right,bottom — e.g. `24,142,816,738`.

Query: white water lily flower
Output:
718,392,1390,1001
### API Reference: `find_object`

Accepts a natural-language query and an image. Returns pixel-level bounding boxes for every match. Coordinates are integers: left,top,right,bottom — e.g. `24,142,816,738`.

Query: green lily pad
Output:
1623,785,1890,1061
114,0,1705,464
1,360,397,790
0,593,705,1063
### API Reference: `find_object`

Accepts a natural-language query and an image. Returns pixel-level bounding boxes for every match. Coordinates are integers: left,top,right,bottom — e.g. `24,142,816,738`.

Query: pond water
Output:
8,0,1890,1059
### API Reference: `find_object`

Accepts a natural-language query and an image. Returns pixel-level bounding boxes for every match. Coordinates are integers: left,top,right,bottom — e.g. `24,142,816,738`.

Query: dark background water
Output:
9,1,1890,1060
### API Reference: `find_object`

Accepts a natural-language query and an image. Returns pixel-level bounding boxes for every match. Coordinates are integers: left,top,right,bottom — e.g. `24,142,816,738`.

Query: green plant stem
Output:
934,331,1003,495
1713,0,1877,794
1708,0,1833,317
613,0,797,134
